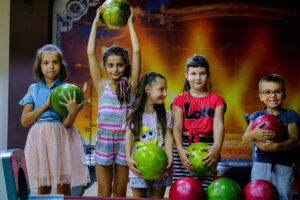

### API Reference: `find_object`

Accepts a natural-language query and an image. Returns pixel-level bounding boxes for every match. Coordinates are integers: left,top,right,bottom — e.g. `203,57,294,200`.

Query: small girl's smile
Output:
146,77,167,105
105,55,126,80
186,66,208,92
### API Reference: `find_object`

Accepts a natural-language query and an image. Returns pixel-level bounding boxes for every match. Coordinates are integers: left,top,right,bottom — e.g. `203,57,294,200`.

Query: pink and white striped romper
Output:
95,81,134,166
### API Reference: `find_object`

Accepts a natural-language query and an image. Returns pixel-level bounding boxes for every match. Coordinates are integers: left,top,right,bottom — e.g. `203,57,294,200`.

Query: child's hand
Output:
252,122,275,141
127,7,134,25
178,149,194,171
254,140,278,152
126,157,142,177
159,158,173,178
93,6,105,27
201,145,220,167
59,90,84,115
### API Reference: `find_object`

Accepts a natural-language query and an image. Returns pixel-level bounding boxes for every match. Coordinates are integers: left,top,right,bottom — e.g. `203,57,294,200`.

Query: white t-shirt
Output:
124,110,172,178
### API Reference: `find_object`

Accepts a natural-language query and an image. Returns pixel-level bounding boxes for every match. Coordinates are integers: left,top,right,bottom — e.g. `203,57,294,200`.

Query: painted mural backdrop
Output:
54,0,300,160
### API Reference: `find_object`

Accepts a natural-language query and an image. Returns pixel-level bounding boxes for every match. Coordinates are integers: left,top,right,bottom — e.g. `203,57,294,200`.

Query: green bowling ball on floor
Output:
100,0,131,29
207,177,241,200
187,142,216,177
51,83,84,117
133,144,168,180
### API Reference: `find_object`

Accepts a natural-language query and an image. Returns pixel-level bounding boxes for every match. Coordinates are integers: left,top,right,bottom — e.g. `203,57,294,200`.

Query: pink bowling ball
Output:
251,114,288,142
169,177,205,200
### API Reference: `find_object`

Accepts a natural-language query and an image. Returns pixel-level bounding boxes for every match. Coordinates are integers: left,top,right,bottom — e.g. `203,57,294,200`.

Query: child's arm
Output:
127,8,141,96
21,87,51,127
125,128,142,177
87,6,106,97
164,128,174,174
201,104,226,167
255,123,298,151
59,90,84,128
242,121,275,144
172,105,194,170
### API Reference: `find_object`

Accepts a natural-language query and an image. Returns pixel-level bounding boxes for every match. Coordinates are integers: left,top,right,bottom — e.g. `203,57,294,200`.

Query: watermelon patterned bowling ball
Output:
133,144,168,180
51,83,84,117
169,177,205,200
251,114,288,142
243,179,279,200
101,0,131,29
187,142,216,176
207,177,241,200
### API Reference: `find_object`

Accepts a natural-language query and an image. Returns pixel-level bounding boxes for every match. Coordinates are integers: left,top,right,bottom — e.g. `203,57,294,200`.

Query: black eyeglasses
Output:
261,89,283,96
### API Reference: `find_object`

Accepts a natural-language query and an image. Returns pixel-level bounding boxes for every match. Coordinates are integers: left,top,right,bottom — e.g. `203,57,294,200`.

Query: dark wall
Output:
8,0,52,149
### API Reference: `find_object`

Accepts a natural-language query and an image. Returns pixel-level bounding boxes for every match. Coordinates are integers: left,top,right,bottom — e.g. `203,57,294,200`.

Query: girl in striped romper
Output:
172,54,226,190
87,6,141,197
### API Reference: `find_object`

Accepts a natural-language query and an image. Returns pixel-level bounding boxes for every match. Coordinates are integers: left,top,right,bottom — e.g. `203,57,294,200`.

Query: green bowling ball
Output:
207,178,241,200
187,142,216,176
101,0,131,29
51,83,84,117
133,144,168,180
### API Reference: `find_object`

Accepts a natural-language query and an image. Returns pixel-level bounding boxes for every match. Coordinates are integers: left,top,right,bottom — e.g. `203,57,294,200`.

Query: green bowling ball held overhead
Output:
100,0,131,29
51,83,84,117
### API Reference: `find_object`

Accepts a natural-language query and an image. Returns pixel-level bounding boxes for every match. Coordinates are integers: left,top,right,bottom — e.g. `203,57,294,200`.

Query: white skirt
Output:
24,122,90,188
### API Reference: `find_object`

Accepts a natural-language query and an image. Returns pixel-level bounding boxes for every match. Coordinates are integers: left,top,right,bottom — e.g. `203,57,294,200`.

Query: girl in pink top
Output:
172,54,226,190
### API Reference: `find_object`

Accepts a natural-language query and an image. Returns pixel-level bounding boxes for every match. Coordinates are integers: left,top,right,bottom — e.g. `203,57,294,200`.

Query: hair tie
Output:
119,77,129,96
121,51,129,66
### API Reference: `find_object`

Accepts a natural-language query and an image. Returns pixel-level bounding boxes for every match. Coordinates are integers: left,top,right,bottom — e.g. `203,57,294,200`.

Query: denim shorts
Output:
129,175,173,188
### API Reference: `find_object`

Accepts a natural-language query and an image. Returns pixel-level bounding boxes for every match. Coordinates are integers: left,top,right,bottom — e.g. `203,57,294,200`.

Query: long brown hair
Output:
125,72,167,140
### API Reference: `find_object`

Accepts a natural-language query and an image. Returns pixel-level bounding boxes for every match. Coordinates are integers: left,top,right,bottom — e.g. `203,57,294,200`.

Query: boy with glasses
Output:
242,74,299,200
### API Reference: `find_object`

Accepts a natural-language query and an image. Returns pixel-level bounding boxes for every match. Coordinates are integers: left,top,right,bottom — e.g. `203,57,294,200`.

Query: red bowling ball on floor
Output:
243,179,279,200
251,114,288,142
169,177,205,200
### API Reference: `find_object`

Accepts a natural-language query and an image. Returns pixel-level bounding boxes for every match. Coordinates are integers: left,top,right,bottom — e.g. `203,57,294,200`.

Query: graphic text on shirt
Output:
184,103,214,119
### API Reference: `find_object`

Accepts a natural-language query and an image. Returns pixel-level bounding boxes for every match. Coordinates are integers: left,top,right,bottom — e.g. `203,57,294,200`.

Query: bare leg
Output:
57,183,71,196
38,185,52,194
150,187,166,199
96,163,113,197
112,163,129,197
132,188,147,198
